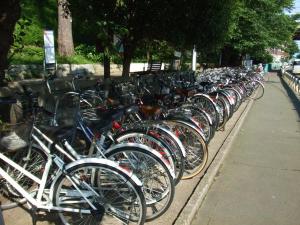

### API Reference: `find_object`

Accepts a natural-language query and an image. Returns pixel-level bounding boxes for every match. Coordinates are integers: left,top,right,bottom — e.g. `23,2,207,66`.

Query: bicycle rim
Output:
164,120,208,179
1,146,47,210
105,147,175,221
54,162,146,225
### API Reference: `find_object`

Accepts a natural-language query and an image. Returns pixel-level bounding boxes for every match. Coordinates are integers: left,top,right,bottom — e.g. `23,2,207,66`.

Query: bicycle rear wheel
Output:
114,131,176,178
250,80,264,100
1,146,47,210
180,105,214,143
104,145,175,221
190,94,219,131
164,120,208,179
53,160,146,225
120,122,185,185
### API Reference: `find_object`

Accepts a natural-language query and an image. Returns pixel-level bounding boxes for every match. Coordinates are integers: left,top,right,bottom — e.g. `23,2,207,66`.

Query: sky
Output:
286,0,300,14
291,0,300,14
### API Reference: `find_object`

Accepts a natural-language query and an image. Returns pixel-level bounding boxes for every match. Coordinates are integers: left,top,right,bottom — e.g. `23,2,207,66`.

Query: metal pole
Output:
192,45,197,71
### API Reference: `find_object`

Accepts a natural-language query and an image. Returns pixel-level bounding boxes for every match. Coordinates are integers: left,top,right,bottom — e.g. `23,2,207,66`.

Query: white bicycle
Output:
0,98,146,225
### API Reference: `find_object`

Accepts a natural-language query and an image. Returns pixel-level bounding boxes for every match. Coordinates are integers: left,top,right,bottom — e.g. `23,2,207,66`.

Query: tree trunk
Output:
147,50,152,63
57,0,74,57
0,0,21,86
103,54,110,79
122,42,135,77
95,39,110,78
221,45,241,67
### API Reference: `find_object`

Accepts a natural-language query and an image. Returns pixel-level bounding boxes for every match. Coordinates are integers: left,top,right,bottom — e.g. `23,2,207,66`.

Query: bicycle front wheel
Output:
53,161,146,225
105,145,175,221
250,80,264,100
164,120,208,179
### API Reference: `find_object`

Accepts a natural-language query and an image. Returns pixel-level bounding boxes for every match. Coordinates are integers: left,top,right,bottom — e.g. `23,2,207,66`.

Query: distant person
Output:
257,63,263,72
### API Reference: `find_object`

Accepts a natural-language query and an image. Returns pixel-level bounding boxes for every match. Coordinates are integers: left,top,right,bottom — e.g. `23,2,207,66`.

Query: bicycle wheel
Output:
53,160,146,225
215,93,230,130
180,105,214,143
119,122,185,185
104,145,175,221
250,80,264,100
218,91,234,119
114,131,176,177
164,120,208,179
1,146,47,210
223,88,241,112
146,123,185,185
190,94,219,131
231,86,243,110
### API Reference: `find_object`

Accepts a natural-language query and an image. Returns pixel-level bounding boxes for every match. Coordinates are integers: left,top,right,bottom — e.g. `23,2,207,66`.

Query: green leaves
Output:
223,0,297,63
9,16,33,61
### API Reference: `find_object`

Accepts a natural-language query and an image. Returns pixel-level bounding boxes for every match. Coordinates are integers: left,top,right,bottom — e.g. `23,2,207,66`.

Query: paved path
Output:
191,73,300,225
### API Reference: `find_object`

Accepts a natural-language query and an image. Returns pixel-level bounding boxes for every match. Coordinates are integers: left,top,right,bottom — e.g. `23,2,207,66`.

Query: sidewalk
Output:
191,73,300,225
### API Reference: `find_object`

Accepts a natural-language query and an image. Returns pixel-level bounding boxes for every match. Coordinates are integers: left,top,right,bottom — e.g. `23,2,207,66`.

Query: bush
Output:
10,44,104,64
75,44,103,63
10,45,44,64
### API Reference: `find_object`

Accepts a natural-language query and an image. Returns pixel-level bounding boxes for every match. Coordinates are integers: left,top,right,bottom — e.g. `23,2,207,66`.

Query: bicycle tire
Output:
190,94,219,131
215,94,229,130
53,160,146,225
145,123,186,185
114,131,176,175
163,120,208,179
104,145,175,221
250,80,264,100
118,122,185,185
1,146,47,210
180,105,214,143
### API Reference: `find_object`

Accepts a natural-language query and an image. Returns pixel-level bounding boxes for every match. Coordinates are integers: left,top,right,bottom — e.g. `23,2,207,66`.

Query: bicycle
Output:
0,98,147,225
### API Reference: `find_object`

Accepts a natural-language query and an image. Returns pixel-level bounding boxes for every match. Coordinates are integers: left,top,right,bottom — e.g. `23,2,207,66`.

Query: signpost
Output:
174,51,182,58
192,45,197,71
43,30,56,74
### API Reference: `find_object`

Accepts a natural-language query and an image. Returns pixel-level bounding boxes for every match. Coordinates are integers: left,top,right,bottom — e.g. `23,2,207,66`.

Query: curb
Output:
174,98,255,225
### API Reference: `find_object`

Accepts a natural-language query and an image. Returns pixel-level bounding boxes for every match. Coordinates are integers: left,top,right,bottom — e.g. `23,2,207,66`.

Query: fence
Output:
282,71,300,95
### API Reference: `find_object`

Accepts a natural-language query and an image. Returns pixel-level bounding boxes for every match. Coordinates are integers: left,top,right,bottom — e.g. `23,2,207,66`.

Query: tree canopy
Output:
0,0,299,84
69,0,239,76
222,0,297,65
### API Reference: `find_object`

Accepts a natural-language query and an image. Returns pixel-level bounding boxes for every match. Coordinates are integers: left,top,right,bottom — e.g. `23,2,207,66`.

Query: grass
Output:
9,45,103,65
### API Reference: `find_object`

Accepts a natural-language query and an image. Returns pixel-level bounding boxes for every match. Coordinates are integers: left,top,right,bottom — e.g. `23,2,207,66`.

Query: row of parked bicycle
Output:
0,67,264,225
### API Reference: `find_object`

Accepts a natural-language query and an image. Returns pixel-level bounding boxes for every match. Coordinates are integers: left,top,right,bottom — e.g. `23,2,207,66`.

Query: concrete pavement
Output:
191,73,300,225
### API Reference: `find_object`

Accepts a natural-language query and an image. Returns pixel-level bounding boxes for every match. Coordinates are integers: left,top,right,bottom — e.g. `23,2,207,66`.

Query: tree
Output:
69,1,117,78
0,0,21,86
284,40,299,56
57,0,74,57
221,0,297,65
70,0,238,76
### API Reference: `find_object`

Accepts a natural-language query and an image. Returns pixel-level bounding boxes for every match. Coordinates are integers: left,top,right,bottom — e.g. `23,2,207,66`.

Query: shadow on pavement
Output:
278,74,300,120
17,204,61,225
265,80,280,84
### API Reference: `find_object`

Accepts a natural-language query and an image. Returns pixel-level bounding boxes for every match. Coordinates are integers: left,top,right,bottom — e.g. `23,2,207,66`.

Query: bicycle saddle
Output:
139,105,162,118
